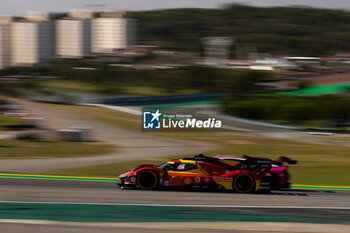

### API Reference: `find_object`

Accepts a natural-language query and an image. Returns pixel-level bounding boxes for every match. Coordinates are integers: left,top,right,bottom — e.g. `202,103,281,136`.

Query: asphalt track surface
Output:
1,177,349,208
0,177,349,232
2,222,349,233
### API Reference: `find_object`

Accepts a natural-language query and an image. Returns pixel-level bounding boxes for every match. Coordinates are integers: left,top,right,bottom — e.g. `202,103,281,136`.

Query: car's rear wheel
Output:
233,174,255,193
136,170,158,190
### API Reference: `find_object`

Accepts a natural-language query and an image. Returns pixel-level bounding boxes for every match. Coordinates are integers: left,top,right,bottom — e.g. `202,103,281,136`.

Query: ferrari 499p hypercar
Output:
118,154,272,193
214,155,297,189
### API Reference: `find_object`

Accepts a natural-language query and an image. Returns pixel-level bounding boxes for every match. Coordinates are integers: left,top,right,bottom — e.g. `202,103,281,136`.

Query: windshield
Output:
157,162,197,171
157,162,172,170
175,163,197,171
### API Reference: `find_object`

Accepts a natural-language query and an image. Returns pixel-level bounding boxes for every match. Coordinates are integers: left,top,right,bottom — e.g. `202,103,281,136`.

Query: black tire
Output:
136,170,158,190
233,174,255,193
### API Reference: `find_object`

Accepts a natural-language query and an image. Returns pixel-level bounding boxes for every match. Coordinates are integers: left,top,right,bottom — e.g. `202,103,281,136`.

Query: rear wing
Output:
274,156,298,165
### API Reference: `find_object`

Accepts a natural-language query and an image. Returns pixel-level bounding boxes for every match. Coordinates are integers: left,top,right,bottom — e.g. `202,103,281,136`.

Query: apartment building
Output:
56,9,92,58
12,12,55,66
92,11,137,53
0,16,12,69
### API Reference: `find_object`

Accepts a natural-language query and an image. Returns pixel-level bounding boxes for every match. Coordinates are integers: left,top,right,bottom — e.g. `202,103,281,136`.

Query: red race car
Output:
118,154,272,193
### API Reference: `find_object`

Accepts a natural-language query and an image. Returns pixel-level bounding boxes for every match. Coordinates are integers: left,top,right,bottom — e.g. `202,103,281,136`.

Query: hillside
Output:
130,4,350,56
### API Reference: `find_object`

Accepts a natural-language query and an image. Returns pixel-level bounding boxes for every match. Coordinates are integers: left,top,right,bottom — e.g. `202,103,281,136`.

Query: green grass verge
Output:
0,140,115,158
0,115,24,130
52,158,174,177
279,83,350,95
38,80,99,92
38,80,198,96
33,102,350,186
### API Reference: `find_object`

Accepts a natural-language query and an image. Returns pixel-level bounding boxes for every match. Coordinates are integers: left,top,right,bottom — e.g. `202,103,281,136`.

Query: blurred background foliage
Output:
49,61,268,94
130,4,350,56
224,95,350,124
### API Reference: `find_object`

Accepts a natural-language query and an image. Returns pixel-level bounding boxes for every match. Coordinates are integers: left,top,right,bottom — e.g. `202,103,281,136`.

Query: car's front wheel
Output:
136,170,158,190
233,174,255,193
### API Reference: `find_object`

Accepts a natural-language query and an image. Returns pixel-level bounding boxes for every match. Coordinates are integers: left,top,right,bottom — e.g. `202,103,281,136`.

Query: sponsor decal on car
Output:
174,179,182,186
195,177,201,183
184,177,192,185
